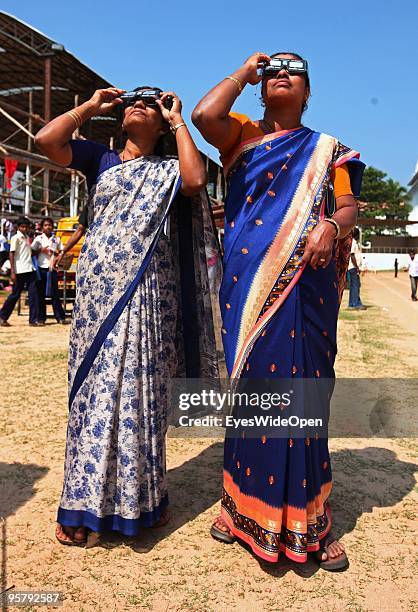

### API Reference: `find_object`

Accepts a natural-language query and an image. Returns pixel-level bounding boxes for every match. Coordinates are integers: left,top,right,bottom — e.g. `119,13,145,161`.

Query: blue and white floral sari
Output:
58,144,219,535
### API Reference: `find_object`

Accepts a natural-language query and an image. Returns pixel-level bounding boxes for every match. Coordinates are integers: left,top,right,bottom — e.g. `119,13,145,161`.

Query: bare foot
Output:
212,516,231,534
316,533,346,561
55,524,73,544
210,515,235,544
55,524,87,545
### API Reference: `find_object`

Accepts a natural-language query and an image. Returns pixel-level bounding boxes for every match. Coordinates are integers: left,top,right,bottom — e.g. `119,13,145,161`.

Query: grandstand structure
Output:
0,11,225,224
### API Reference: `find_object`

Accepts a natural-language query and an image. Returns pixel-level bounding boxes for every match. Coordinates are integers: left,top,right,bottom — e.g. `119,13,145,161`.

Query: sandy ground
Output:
0,272,417,612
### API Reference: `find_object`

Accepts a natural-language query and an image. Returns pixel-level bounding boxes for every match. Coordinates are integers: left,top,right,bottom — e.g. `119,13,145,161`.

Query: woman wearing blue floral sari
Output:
193,52,365,570
36,85,219,546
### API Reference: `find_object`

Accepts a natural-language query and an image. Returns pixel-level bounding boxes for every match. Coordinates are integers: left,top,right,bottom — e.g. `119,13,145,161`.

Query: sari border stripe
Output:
223,469,332,532
223,126,305,176
231,134,336,379
221,482,332,563
231,265,304,380
333,149,360,168
221,509,332,563
57,494,169,535
68,174,182,409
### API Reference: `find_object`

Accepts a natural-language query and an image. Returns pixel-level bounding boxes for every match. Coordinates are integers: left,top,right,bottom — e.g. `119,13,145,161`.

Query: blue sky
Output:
2,0,418,186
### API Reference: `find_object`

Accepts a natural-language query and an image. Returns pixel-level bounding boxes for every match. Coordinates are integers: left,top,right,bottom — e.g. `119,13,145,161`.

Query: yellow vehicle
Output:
55,216,85,299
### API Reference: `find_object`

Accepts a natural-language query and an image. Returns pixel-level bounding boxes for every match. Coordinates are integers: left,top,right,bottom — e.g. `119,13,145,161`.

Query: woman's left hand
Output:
156,91,183,125
301,221,337,270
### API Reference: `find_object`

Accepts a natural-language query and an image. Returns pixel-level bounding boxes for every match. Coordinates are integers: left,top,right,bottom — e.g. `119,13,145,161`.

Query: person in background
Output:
53,207,88,270
0,229,9,267
394,257,398,278
0,216,40,326
0,257,11,276
408,251,418,301
0,257,11,290
32,217,67,324
1,218,14,240
347,227,366,310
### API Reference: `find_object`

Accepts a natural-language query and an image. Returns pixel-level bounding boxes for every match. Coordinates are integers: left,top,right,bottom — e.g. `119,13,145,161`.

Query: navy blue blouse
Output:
68,139,122,191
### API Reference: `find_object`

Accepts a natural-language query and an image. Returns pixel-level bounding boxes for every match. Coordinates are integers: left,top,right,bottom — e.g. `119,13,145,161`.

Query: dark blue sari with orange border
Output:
220,126,364,562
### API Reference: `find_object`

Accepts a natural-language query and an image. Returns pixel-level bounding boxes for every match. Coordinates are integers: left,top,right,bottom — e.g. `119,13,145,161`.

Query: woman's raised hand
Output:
156,92,183,125
87,88,126,115
242,52,271,85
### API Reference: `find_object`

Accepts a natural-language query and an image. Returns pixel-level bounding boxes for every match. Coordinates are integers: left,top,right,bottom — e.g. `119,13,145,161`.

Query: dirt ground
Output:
0,271,417,612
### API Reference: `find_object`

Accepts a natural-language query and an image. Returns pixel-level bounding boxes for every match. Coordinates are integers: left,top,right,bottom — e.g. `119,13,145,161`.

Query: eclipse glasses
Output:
120,89,174,110
257,58,309,78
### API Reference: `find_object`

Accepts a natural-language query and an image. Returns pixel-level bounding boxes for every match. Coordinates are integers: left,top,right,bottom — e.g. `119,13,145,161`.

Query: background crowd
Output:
1,213,417,328
0,215,69,326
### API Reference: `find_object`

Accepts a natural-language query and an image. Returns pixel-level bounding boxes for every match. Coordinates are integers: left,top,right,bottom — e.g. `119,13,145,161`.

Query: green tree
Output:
360,167,389,207
359,166,412,237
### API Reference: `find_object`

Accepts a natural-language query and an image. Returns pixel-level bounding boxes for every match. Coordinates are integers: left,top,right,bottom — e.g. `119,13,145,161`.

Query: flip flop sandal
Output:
55,525,87,547
210,520,236,544
316,534,349,571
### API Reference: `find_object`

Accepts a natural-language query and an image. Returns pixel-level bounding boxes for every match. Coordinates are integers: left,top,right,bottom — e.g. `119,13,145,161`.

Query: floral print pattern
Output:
58,157,181,533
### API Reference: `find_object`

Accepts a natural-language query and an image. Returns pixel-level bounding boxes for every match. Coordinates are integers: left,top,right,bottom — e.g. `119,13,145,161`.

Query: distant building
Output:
407,160,418,237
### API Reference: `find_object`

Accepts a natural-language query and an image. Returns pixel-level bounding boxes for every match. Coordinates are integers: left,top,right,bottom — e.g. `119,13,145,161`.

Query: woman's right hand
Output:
87,88,126,115
241,52,271,85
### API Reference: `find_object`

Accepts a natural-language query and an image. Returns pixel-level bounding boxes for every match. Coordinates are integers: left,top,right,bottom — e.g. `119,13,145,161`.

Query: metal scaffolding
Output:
0,11,226,227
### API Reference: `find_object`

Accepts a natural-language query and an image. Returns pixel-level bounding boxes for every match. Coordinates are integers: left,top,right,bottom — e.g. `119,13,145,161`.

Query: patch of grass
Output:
338,309,359,321
338,289,416,377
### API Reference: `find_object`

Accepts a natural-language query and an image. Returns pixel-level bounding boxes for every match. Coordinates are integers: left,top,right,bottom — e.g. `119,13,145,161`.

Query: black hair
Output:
118,85,177,157
41,216,54,227
352,227,360,240
262,51,311,113
16,216,30,226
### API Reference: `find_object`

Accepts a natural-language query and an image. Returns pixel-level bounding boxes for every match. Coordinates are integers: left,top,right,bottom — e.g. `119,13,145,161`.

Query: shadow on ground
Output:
0,462,49,520
99,443,417,579
102,441,224,552
0,462,49,601
257,446,417,578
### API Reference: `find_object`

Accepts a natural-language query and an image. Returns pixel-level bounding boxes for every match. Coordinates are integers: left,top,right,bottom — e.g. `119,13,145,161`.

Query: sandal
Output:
55,524,87,547
151,509,170,528
210,517,236,544
315,532,349,571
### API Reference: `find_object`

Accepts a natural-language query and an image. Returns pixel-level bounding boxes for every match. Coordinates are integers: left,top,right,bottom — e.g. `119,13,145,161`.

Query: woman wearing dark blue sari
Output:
36,86,220,546
193,52,365,570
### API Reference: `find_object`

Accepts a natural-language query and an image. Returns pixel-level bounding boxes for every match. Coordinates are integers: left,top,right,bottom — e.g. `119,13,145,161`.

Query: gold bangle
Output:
323,217,341,239
73,109,83,126
67,110,82,130
225,75,243,94
67,111,80,130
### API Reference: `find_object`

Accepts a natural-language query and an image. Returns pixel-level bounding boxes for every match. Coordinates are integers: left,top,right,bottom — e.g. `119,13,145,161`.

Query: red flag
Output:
5,159,18,189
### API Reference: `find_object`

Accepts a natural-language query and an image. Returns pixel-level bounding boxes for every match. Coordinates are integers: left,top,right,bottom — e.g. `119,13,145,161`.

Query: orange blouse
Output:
218,113,353,199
